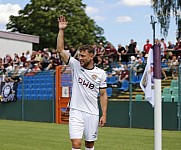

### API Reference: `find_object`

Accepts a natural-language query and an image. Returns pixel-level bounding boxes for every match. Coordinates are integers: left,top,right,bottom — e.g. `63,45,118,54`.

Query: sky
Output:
0,0,178,50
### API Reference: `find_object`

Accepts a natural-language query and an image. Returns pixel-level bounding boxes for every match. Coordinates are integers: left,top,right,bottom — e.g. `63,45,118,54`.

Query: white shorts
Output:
69,108,99,141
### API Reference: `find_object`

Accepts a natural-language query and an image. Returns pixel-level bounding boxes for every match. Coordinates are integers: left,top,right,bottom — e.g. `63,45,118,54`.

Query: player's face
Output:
79,50,93,68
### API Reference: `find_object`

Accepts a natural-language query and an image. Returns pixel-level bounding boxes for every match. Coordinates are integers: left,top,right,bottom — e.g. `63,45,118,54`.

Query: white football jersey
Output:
68,57,107,115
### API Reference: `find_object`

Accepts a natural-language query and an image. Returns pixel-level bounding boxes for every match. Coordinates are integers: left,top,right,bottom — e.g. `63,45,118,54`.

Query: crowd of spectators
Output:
0,48,62,82
0,37,181,85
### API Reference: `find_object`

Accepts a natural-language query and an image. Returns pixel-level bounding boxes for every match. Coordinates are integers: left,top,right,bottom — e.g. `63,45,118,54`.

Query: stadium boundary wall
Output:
0,100,178,130
0,100,54,122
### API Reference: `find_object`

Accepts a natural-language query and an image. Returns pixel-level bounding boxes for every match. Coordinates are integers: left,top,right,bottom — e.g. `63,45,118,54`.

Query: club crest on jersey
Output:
91,74,97,80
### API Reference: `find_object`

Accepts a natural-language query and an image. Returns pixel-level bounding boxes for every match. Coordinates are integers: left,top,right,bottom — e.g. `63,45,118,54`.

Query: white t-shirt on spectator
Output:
26,54,31,61
6,66,13,73
18,67,27,74
160,42,165,56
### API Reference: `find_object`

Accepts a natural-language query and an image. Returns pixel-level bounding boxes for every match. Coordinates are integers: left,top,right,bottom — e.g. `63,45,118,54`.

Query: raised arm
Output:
57,15,69,64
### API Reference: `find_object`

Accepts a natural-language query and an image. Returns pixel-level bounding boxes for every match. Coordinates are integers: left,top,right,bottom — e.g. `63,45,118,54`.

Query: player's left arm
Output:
99,88,108,127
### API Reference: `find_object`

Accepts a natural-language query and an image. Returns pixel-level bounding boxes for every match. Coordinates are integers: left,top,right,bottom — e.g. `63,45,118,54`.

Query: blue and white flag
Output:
140,49,154,107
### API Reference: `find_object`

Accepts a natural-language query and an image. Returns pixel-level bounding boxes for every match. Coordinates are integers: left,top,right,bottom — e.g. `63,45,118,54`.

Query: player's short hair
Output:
79,45,94,54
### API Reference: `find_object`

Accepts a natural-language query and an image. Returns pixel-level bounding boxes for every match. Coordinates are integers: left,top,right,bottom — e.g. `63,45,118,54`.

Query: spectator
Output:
135,42,140,52
64,45,71,54
31,63,41,73
25,50,31,62
105,43,117,62
166,41,175,50
99,42,105,56
105,42,111,55
117,44,126,61
46,59,55,70
170,55,179,79
7,64,21,82
160,38,166,57
112,61,125,75
3,54,12,68
174,38,181,57
161,57,170,80
143,39,152,54
165,51,173,61
13,53,20,66
127,39,138,55
125,45,129,52
51,52,62,66
5,63,13,74
154,38,160,45
162,55,179,80
69,47,77,59
18,63,28,74
20,52,26,64
30,51,37,64
154,39,163,59
118,65,129,87
139,51,145,63
43,48,51,58
95,44,100,56
102,56,110,71
175,37,181,50
95,55,104,69
92,44,98,56
40,52,50,70
24,62,32,73
0,60,5,75
133,58,145,76
128,55,137,69
73,49,80,60
35,50,42,62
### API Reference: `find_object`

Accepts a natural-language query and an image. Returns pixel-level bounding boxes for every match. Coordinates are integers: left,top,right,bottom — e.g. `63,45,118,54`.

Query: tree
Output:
6,0,107,50
152,0,181,38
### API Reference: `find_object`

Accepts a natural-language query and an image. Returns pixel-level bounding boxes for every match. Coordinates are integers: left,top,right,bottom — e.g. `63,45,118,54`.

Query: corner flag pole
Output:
153,44,162,150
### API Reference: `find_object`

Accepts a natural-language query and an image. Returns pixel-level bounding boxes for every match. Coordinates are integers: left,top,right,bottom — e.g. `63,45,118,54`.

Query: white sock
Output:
72,148,80,150
85,147,94,150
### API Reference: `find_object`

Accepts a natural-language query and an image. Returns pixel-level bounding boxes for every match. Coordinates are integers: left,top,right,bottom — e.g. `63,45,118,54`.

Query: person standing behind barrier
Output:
175,38,181,57
143,39,152,54
117,44,126,61
166,41,175,51
57,16,108,150
127,39,138,55
105,42,117,62
160,38,166,58
175,37,181,50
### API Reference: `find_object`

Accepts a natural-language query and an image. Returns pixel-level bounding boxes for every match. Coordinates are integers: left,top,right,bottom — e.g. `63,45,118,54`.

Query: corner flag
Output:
140,49,154,107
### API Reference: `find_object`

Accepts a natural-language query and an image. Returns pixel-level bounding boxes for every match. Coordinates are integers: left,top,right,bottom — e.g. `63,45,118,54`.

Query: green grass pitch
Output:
0,120,180,150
